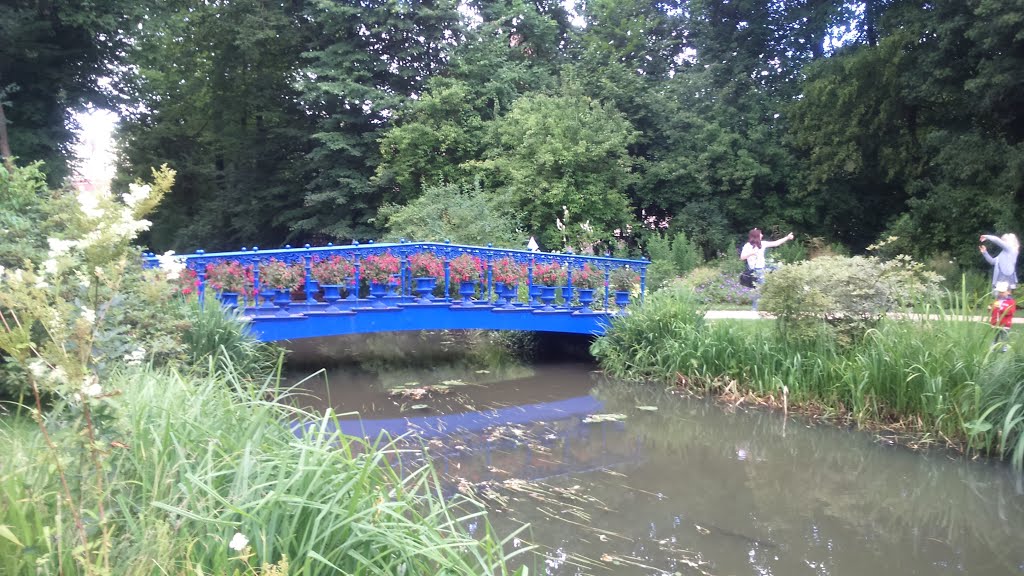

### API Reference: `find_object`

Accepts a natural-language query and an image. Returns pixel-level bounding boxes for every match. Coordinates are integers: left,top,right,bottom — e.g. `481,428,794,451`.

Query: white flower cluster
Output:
123,183,152,210
228,532,249,551
155,250,187,280
123,347,146,366
74,184,155,249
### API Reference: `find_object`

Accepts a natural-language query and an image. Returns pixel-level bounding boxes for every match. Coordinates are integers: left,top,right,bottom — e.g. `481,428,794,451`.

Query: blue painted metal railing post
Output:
565,263,574,307
353,253,361,301
527,258,535,306
442,258,451,302
603,267,611,311
399,250,409,300
303,247,317,306
195,249,206,307
485,246,494,303
639,259,647,304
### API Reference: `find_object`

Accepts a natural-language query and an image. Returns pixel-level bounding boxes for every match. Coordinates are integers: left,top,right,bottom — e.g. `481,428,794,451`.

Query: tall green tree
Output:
789,0,1024,256
0,0,144,183
374,0,563,201
478,89,637,250
295,0,464,240
117,0,315,251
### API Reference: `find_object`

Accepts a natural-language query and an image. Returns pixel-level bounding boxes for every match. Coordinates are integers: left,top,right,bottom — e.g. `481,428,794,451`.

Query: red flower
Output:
491,258,525,285
449,254,484,283
408,252,444,279
311,255,354,285
361,252,401,285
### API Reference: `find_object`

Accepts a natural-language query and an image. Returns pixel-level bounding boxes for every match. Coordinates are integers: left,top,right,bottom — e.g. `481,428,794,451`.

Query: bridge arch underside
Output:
247,304,613,342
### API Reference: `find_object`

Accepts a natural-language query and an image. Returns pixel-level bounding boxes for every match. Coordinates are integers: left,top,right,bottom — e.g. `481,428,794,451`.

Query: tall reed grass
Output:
0,355,523,575
592,286,1024,469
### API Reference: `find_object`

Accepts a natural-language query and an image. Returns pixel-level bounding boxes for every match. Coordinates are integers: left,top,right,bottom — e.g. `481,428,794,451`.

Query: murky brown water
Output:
289,357,1024,576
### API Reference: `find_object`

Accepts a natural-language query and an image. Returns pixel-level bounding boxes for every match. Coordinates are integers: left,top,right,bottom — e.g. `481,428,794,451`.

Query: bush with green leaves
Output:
677,266,756,307
642,231,704,292
760,255,943,344
590,286,708,380
376,181,524,247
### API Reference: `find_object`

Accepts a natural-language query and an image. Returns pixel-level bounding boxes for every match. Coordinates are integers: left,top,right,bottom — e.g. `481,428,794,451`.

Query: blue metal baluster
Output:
399,252,409,302
639,260,647,303
353,256,361,301
486,257,494,304
443,258,451,302
565,263,574,309
304,252,316,309
527,258,535,306
196,266,207,308
603,267,611,311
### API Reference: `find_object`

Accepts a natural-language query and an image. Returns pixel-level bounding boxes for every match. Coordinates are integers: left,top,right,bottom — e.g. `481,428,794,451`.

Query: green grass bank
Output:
0,354,523,575
591,288,1024,470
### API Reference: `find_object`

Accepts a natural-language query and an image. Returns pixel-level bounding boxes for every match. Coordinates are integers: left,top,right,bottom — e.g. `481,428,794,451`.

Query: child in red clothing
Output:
991,281,1016,351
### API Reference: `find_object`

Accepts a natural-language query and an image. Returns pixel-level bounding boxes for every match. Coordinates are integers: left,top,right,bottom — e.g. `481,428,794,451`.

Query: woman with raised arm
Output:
980,233,1019,295
741,228,794,311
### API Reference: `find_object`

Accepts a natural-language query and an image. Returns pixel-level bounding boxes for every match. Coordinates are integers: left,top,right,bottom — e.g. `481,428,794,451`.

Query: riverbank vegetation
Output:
0,164,518,574
592,283,1024,470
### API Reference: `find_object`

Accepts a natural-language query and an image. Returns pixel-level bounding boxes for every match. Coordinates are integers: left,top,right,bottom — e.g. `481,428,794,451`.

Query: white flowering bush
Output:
0,163,176,571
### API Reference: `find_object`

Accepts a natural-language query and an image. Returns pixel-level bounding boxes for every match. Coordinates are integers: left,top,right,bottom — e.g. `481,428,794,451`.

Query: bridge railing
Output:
143,240,648,313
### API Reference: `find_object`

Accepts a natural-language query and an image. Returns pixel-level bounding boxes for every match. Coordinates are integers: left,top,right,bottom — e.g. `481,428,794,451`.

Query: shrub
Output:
533,262,566,286
590,286,708,380
491,257,525,285
360,252,401,285
572,263,602,289
259,259,304,290
310,255,354,285
206,260,252,294
670,231,703,275
609,267,640,292
760,255,943,344
448,254,484,283
407,252,443,279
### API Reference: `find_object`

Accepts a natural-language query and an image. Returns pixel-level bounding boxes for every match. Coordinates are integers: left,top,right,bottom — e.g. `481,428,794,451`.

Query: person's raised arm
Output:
980,243,996,265
763,232,794,249
981,234,1013,252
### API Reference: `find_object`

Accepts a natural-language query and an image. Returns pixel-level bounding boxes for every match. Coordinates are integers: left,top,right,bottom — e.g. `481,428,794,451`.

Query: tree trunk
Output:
0,102,13,171
864,0,878,47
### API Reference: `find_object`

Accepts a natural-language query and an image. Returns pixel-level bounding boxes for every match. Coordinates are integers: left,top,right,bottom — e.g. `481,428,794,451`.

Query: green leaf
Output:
0,525,24,547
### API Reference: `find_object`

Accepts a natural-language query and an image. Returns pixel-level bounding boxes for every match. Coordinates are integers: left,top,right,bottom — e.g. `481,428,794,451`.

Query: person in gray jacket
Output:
980,233,1019,295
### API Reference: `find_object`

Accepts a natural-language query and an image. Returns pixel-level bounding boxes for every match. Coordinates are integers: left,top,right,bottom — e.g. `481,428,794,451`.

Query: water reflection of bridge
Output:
293,395,645,484
144,241,648,341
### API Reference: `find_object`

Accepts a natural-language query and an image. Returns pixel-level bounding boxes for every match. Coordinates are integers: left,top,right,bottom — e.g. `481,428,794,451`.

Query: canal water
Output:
287,346,1024,576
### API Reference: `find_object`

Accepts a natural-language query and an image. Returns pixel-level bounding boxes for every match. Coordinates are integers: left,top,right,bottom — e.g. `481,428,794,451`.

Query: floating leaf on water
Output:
582,413,627,423
636,406,658,411
409,404,430,410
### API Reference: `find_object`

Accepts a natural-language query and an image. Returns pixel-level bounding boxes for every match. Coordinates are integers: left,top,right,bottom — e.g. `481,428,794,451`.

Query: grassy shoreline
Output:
591,287,1024,470
1,321,522,576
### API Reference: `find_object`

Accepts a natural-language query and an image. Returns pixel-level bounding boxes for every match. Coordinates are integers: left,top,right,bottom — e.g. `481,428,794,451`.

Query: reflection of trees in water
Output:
592,381,1024,574
372,362,534,392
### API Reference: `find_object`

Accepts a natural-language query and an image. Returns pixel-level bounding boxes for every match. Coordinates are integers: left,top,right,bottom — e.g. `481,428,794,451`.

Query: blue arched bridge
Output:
144,241,648,342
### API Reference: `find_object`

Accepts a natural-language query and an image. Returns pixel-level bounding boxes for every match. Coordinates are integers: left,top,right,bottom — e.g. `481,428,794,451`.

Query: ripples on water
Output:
289,358,1024,576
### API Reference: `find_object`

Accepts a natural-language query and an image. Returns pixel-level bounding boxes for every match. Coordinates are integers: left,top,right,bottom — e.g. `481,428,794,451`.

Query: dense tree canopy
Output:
4,0,1022,263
